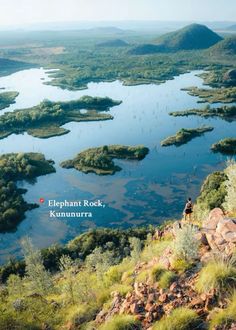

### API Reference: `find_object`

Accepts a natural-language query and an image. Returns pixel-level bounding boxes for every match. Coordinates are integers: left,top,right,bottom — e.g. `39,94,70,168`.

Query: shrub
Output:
209,293,236,329
196,259,236,294
150,265,165,283
152,307,199,330
223,160,236,214
194,170,227,219
129,237,142,262
158,271,177,289
110,284,132,297
171,258,193,273
135,269,150,283
104,265,123,287
172,224,199,262
21,237,53,295
99,315,141,330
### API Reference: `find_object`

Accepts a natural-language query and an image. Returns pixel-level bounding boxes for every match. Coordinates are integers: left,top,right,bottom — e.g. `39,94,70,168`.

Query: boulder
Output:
202,208,236,255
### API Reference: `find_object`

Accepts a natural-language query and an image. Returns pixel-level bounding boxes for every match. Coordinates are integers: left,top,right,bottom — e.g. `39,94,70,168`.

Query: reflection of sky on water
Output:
0,68,235,262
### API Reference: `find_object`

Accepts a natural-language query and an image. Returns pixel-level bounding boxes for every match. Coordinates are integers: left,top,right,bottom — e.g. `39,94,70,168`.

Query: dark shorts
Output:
185,209,193,214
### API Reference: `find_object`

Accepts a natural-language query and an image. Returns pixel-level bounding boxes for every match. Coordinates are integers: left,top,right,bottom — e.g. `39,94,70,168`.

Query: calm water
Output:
0,68,235,262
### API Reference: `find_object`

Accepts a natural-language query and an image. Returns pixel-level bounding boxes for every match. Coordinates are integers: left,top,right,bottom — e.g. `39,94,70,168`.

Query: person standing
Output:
183,197,193,221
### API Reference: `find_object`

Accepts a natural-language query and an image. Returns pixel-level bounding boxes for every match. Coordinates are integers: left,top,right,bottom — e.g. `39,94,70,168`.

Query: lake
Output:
0,68,235,262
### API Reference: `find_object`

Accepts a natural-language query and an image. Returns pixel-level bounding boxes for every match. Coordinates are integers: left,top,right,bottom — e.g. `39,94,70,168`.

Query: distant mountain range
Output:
226,24,236,31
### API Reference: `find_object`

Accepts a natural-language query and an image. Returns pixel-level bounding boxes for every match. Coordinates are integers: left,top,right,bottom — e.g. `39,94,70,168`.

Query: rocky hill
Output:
209,35,236,55
155,23,222,50
129,24,222,55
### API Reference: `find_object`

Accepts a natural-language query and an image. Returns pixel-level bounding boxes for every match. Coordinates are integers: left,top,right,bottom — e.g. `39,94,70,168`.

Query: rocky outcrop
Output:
95,270,216,329
202,208,236,256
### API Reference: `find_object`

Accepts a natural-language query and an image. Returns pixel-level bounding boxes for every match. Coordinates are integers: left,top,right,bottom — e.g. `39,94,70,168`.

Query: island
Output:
0,96,121,140
211,138,236,155
60,145,149,175
161,127,214,147
0,91,19,110
169,105,236,121
182,86,236,104
0,153,55,232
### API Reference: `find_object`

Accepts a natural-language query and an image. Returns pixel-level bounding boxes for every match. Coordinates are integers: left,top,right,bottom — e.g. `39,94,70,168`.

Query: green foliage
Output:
0,96,120,139
59,255,77,304
7,274,24,298
158,271,177,289
183,85,236,103
152,307,199,330
210,35,236,56
0,91,19,110
0,152,55,232
99,315,141,330
1,227,152,282
209,293,236,329
21,238,54,295
156,24,222,50
195,170,227,219
172,224,199,262
212,138,236,155
129,237,142,262
161,126,214,147
169,105,236,120
171,258,193,273
223,160,236,214
150,266,177,288
196,258,236,294
61,145,149,175
150,265,165,282
86,247,116,279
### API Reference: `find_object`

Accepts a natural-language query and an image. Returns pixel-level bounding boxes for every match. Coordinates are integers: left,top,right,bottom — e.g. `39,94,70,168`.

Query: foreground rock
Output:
202,208,236,256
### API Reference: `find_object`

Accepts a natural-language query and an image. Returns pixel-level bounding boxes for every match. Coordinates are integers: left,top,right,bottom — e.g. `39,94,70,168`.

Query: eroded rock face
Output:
202,208,236,255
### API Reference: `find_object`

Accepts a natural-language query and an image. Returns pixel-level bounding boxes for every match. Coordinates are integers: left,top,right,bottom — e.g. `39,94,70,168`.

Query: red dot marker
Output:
39,198,45,204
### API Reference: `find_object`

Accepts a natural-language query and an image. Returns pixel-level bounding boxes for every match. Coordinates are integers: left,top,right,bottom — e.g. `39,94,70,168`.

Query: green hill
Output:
155,23,222,50
97,39,128,47
209,35,236,55
128,43,166,55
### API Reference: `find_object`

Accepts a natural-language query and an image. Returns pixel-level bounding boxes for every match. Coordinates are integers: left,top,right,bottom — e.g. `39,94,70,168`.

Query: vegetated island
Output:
60,145,149,175
211,138,236,155
161,127,214,147
0,152,55,232
182,86,236,103
0,91,19,110
0,96,121,140
169,105,236,121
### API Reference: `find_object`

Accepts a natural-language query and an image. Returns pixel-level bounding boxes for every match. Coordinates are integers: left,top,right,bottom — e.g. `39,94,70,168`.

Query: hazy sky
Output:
0,0,235,27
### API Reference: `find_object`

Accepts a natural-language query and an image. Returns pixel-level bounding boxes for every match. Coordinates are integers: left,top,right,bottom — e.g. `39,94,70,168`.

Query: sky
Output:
0,0,235,27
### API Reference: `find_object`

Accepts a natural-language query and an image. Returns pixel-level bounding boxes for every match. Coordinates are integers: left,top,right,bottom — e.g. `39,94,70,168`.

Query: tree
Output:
129,237,141,262
223,159,236,214
21,237,53,294
59,255,77,304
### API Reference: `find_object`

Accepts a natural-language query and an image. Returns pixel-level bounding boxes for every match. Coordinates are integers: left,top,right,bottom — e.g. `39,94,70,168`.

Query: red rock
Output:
169,282,178,292
145,302,153,312
130,302,140,314
159,293,168,303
